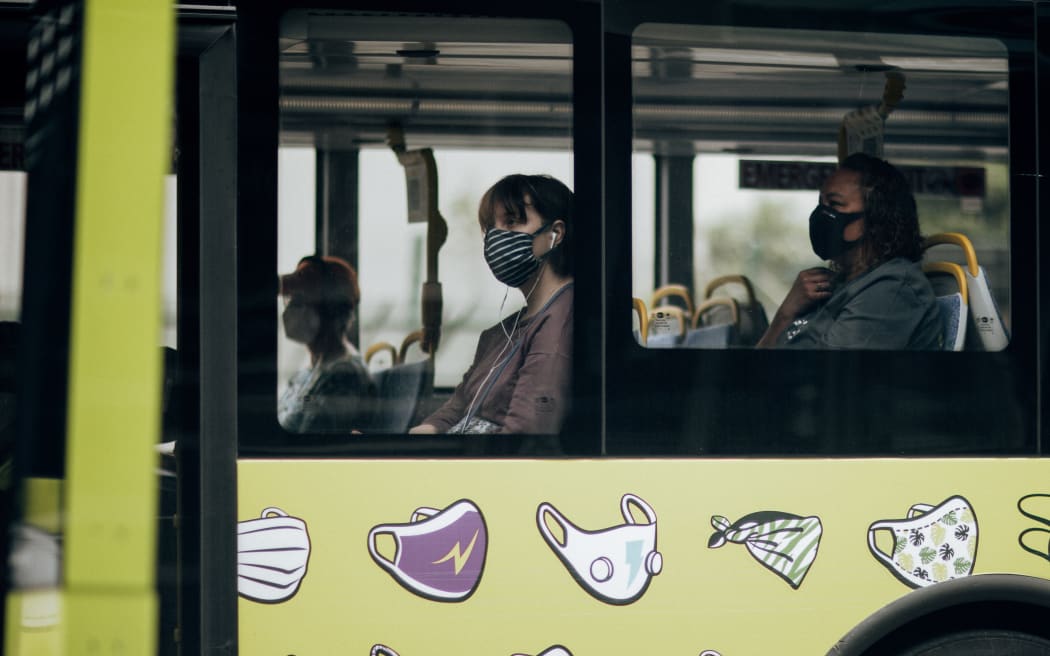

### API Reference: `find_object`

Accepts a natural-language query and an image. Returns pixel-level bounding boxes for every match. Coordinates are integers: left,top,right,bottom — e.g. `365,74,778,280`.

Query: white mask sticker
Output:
537,493,662,605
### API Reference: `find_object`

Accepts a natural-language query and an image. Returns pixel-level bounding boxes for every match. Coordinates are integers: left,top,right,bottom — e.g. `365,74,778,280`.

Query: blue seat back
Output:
683,323,737,348
369,360,433,433
936,293,967,352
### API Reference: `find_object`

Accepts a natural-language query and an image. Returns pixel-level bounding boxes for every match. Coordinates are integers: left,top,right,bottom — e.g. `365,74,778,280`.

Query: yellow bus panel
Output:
239,458,1050,655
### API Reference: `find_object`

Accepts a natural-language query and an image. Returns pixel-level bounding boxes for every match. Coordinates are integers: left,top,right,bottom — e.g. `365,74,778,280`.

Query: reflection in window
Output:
277,12,573,434
632,24,1009,351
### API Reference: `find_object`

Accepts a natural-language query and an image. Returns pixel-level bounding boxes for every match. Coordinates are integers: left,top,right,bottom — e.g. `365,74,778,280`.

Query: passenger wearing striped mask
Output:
410,174,574,436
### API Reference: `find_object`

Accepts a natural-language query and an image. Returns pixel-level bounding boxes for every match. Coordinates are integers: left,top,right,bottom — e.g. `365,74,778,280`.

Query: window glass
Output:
1,171,25,461
0,172,26,322
632,24,1009,352
357,148,573,389
278,12,574,434
277,146,316,394
162,174,177,348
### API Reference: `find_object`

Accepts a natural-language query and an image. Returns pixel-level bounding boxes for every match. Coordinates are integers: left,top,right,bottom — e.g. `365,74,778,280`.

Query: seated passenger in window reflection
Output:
410,174,573,435
757,153,942,350
278,255,377,433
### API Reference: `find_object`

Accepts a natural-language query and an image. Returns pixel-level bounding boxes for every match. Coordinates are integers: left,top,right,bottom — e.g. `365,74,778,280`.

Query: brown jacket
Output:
425,284,573,434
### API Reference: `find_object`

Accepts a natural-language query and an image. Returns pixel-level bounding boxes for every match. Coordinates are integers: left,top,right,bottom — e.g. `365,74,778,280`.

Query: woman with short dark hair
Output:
411,174,574,434
758,154,942,349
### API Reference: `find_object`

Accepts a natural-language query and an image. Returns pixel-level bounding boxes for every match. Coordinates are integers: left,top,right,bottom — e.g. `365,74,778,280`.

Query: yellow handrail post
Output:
63,1,173,654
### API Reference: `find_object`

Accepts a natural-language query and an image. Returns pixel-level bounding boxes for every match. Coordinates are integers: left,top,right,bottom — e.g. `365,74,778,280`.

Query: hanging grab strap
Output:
388,125,449,354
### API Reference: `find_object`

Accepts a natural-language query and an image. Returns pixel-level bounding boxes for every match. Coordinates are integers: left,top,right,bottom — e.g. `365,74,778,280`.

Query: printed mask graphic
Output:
368,499,487,602
1016,494,1050,563
237,507,311,603
537,493,663,605
708,511,822,589
868,495,977,588
513,647,573,656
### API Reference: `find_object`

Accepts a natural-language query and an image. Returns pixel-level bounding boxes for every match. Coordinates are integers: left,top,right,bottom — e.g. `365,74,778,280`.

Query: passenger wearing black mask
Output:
757,154,941,349
410,174,573,434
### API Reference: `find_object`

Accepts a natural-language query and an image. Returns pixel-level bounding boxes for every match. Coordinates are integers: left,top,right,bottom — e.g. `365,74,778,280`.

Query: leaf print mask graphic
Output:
868,495,977,589
367,499,488,602
707,511,822,589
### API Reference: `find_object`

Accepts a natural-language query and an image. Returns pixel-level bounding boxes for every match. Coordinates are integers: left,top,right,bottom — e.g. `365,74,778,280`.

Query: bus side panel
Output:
237,458,1050,654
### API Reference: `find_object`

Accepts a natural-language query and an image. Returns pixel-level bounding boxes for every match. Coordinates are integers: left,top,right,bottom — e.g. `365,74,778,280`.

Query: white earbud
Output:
550,232,557,249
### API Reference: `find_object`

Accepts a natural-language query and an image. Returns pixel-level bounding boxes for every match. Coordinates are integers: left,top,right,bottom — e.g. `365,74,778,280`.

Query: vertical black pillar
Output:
653,154,694,291
16,0,84,484
315,147,360,345
199,27,238,655
174,53,201,656
1037,1,1050,455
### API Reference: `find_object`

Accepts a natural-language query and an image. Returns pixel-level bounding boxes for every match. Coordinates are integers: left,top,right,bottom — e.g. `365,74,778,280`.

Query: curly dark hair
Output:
840,153,923,264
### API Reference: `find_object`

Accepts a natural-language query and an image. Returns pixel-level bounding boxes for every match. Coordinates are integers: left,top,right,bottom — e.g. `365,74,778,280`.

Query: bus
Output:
2,0,1050,654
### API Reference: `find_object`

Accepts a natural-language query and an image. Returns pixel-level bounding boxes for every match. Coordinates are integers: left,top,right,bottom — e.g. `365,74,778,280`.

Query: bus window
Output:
0,170,24,483
0,171,25,323
631,25,1009,351
277,12,574,435
162,174,177,348
276,146,316,402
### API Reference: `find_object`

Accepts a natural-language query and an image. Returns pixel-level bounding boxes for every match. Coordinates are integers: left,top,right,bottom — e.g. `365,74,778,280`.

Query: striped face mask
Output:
483,222,553,288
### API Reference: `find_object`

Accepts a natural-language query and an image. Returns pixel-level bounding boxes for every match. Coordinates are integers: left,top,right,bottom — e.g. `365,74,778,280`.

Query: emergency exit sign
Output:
739,160,985,198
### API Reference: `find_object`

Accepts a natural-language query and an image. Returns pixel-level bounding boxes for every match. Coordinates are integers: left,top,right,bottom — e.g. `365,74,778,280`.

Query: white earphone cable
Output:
463,259,548,426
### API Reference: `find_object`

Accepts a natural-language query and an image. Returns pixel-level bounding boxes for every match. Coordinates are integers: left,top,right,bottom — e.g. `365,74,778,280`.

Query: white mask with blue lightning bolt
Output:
537,494,662,605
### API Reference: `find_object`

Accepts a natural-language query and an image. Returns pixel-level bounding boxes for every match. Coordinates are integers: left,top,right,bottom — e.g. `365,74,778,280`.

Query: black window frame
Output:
235,0,603,458
603,0,1043,457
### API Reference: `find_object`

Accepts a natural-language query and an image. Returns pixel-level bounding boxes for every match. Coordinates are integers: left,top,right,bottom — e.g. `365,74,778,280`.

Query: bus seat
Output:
369,360,434,433
364,341,398,370
368,332,434,433
650,284,694,318
398,330,427,363
684,297,739,348
632,297,649,344
923,261,968,352
923,232,1008,351
703,274,769,346
647,306,687,348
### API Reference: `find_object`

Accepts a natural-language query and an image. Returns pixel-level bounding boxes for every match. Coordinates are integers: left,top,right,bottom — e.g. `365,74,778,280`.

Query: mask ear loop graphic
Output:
866,520,904,570
367,524,400,572
1018,494,1050,526
1018,528,1050,562
411,507,439,522
536,502,573,549
908,503,936,518
1017,494,1050,562
621,494,657,525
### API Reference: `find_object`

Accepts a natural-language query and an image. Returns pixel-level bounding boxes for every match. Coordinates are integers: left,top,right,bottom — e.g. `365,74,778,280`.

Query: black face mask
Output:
809,204,864,260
